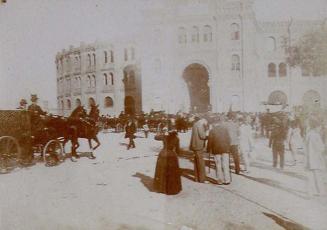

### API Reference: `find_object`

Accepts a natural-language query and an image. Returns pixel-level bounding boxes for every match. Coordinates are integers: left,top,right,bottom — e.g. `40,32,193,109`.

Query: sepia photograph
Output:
0,0,327,229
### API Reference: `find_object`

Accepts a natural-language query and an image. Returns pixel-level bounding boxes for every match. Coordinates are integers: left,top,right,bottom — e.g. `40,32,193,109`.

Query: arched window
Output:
203,25,212,42
92,75,96,87
67,99,71,110
104,51,108,63
268,63,277,77
231,23,240,40
110,50,114,63
66,78,71,91
279,63,287,77
65,57,70,70
87,54,91,67
124,48,128,61
76,77,81,88
232,55,240,71
110,73,114,85
92,53,96,66
178,27,187,43
104,96,114,108
60,59,63,72
191,26,199,43
266,36,276,52
131,48,135,60
74,56,79,68
104,73,108,86
87,75,91,88
75,98,81,106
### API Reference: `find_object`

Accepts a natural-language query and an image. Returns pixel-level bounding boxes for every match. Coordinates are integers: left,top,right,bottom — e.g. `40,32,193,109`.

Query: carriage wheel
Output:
43,140,64,167
0,136,21,173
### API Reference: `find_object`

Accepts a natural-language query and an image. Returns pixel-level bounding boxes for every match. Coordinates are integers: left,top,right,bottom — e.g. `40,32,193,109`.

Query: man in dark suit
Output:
28,94,47,133
207,117,231,185
28,94,47,116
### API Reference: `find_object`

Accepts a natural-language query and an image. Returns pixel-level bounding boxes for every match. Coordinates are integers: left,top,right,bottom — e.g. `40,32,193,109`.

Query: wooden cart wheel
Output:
43,140,64,167
0,136,21,173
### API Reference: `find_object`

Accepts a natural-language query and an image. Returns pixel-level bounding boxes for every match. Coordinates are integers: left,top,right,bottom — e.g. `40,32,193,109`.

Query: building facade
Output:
56,0,327,116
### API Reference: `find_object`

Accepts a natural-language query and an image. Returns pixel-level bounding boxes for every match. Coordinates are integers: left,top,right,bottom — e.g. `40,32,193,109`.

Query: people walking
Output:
125,119,137,150
153,130,182,195
225,113,241,175
239,117,254,173
304,118,326,197
189,116,208,183
207,118,231,185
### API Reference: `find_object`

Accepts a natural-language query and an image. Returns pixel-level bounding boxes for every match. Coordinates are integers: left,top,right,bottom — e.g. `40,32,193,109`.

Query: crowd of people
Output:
15,97,327,197
148,109,327,197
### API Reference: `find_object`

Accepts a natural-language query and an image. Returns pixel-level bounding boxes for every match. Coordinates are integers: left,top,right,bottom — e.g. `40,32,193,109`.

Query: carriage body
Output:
0,110,64,170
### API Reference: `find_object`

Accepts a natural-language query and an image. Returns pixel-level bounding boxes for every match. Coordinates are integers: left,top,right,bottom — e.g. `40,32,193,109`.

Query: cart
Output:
0,110,64,172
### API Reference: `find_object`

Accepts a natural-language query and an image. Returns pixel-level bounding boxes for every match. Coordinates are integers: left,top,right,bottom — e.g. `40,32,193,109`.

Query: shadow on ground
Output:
263,212,309,230
133,172,156,192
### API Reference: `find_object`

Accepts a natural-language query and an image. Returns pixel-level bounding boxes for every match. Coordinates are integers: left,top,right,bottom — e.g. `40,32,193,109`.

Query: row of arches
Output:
104,50,114,64
60,97,114,112
267,90,321,108
178,23,241,44
87,53,96,67
178,25,213,44
268,62,287,78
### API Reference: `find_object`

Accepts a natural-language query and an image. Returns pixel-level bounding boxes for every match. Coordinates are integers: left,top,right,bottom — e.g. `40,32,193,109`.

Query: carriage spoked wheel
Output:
43,140,64,167
0,136,21,173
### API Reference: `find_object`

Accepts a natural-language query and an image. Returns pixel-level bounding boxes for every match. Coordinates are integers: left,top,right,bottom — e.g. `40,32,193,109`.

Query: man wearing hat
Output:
17,99,28,110
28,94,47,116
28,94,47,134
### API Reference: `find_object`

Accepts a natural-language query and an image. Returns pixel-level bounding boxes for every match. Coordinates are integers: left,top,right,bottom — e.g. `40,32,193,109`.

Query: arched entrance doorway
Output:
123,65,142,115
183,63,210,113
268,90,287,105
124,96,135,115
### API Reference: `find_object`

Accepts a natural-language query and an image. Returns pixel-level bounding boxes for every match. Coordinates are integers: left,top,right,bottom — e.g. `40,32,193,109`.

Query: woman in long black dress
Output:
153,131,182,195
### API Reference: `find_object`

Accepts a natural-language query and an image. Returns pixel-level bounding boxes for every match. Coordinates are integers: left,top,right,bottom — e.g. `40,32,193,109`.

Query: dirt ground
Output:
0,131,326,230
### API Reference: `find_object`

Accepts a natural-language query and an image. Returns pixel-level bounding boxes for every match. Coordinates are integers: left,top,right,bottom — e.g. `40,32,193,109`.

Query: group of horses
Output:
32,112,100,161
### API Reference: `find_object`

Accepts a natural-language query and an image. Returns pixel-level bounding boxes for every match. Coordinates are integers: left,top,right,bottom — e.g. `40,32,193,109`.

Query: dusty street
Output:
0,131,326,230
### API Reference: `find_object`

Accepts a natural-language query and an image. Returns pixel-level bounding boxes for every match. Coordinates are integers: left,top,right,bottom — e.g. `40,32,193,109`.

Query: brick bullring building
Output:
56,0,327,116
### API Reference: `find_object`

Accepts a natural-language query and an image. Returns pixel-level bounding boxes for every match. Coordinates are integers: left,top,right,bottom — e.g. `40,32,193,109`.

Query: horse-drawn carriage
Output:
0,110,65,172
0,109,100,172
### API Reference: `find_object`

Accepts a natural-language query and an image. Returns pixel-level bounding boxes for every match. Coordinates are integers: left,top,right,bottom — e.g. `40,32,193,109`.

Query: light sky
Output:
0,0,326,110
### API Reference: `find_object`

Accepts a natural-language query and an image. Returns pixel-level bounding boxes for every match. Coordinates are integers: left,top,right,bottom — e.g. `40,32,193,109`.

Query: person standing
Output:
189,117,208,183
153,131,182,195
207,118,231,185
287,120,303,166
225,113,241,175
239,117,254,173
304,118,326,197
143,121,150,138
125,119,137,150
269,115,287,170
87,98,100,159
